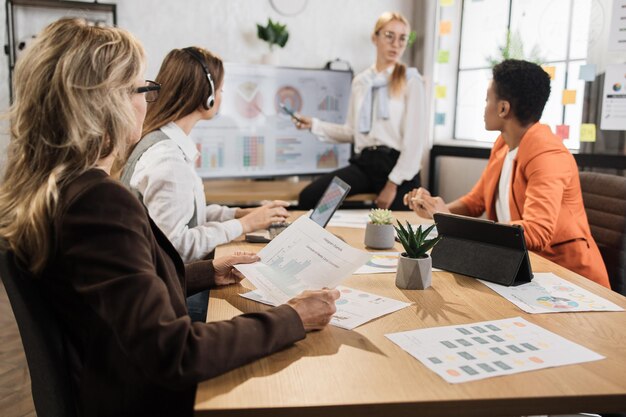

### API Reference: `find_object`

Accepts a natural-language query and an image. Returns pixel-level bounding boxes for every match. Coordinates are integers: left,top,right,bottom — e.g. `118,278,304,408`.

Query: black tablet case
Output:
431,213,533,286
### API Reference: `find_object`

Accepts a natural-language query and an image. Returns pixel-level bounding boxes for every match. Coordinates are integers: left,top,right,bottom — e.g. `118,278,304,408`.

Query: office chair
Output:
579,171,626,296
0,249,78,417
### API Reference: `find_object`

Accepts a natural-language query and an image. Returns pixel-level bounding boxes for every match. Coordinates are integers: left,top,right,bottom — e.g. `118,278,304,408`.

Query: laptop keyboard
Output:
268,222,290,239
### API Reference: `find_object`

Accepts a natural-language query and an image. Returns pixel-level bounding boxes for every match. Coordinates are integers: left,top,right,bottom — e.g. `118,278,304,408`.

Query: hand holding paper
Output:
287,289,341,331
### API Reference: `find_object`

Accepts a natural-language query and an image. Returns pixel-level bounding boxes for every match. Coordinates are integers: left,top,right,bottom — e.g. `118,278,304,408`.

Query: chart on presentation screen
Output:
191,63,353,178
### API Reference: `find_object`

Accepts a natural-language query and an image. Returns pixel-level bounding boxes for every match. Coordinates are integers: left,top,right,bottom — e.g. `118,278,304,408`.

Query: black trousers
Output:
298,147,421,211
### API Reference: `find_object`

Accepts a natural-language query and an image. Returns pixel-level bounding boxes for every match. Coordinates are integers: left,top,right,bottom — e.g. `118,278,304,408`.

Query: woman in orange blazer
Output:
405,59,609,288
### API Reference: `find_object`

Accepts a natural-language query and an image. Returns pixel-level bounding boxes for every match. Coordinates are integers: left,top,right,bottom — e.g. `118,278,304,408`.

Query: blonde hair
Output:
0,18,145,273
142,47,224,136
373,11,411,97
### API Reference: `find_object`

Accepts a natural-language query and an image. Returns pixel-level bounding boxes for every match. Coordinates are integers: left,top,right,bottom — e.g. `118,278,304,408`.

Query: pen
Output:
279,102,304,123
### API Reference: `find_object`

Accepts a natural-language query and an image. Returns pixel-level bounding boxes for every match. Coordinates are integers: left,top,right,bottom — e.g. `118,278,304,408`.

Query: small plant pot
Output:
395,253,432,290
364,223,395,249
261,50,280,65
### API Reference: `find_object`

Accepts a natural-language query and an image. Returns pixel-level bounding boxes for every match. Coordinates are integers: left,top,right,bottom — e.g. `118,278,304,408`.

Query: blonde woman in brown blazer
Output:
0,18,339,417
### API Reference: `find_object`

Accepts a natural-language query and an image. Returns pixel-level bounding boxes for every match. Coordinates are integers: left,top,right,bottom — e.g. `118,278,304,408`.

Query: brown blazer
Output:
40,169,305,417
460,123,609,287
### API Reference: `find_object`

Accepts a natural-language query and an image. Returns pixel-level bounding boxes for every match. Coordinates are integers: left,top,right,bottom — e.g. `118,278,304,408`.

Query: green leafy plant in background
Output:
257,18,289,51
368,208,394,225
408,30,417,47
486,29,544,67
394,221,441,259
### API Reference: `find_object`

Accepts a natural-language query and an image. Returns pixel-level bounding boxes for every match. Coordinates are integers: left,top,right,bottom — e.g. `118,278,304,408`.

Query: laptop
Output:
245,176,351,243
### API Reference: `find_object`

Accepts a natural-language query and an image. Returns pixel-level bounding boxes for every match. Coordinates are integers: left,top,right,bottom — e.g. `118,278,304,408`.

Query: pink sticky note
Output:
555,125,570,140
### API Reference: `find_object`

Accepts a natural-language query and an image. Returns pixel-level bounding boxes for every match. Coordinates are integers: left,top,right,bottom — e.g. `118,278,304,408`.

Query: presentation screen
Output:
190,63,353,178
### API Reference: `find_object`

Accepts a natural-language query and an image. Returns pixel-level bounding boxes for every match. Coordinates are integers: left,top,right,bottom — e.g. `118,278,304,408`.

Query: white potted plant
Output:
394,221,441,290
257,18,289,65
364,208,395,249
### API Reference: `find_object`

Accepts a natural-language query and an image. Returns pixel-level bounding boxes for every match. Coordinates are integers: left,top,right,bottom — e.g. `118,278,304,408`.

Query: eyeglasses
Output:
135,80,160,102
378,30,408,47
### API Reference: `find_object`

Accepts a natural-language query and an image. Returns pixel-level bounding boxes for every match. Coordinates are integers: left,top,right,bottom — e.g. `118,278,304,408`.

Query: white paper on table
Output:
327,210,370,229
240,285,412,330
354,252,401,274
386,317,604,384
354,252,443,274
235,216,371,305
479,273,624,314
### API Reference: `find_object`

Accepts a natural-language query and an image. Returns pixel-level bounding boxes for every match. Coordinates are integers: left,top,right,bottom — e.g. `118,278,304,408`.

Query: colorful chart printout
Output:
479,273,623,314
386,317,604,383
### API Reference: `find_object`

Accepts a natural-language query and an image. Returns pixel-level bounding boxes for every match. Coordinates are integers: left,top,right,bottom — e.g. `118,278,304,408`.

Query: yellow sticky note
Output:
437,50,450,64
439,20,452,35
435,85,447,99
580,124,596,142
440,0,454,6
542,65,556,80
562,90,577,105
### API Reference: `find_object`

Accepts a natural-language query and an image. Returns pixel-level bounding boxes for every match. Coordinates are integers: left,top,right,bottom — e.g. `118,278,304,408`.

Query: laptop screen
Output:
309,176,351,228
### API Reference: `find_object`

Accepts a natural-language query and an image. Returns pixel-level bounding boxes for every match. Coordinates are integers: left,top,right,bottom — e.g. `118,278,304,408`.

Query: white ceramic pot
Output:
395,253,432,290
364,223,395,249
261,50,280,66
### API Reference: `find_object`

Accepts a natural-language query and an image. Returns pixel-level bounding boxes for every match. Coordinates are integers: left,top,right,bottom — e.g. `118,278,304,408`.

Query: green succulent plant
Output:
394,221,441,259
257,18,289,51
368,208,394,225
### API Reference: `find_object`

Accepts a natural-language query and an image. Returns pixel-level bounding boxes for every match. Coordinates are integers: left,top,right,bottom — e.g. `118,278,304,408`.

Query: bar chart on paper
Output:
256,250,312,297
235,216,370,304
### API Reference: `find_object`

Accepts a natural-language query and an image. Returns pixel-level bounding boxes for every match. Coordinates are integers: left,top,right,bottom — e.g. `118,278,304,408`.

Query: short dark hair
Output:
492,59,551,125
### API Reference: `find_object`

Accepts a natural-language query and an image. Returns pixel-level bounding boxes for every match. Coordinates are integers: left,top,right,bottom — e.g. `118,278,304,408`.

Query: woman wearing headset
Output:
293,11,426,210
121,47,290,320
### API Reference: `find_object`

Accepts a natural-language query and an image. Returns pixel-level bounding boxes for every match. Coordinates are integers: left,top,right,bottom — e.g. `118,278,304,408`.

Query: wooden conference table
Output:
195,211,626,416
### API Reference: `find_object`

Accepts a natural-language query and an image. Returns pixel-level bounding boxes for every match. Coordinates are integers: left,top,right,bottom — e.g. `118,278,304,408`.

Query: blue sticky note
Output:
579,64,596,82
435,112,446,125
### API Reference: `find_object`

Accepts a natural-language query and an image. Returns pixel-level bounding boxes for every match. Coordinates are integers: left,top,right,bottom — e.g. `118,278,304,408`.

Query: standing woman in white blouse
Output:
294,11,426,210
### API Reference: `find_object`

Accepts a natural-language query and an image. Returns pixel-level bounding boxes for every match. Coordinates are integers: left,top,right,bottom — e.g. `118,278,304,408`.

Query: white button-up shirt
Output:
130,122,243,262
310,65,426,185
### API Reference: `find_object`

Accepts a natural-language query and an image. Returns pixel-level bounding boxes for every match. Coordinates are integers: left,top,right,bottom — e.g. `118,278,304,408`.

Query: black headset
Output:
182,47,215,109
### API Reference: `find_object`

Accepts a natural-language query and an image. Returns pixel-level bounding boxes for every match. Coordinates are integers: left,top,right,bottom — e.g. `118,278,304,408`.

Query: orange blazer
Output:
460,123,610,288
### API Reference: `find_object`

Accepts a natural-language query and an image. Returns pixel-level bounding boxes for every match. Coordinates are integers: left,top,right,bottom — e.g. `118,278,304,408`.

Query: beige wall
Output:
435,155,487,203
